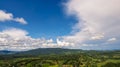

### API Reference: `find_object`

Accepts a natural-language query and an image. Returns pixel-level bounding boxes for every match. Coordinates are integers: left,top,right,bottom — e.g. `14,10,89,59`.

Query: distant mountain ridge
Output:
0,50,18,55
16,48,83,56
0,48,82,55
0,48,119,55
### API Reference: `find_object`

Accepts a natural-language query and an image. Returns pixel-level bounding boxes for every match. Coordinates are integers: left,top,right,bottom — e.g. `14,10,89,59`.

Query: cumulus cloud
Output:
90,33,104,40
14,18,27,24
62,0,120,49
0,10,27,24
0,10,13,21
2,28,28,39
0,28,73,51
107,38,116,42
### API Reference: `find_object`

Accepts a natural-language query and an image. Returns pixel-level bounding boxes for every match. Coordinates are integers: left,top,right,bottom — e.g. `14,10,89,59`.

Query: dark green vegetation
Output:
0,48,120,67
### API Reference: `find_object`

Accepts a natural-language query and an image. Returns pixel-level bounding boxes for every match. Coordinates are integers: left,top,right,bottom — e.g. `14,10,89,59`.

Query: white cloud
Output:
2,28,28,39
63,0,120,49
0,10,27,24
90,33,104,40
0,10,13,21
107,38,116,42
0,28,73,51
14,18,27,24
81,44,97,47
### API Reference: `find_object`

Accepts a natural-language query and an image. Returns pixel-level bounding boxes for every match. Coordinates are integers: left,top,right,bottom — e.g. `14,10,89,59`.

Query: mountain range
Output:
0,48,82,55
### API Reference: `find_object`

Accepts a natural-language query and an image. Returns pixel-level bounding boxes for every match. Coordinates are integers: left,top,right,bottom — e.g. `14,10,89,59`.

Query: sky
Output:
0,0,120,51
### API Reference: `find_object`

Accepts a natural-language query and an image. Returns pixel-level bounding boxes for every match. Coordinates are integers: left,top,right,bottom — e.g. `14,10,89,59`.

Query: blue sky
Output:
0,0,120,51
0,0,76,39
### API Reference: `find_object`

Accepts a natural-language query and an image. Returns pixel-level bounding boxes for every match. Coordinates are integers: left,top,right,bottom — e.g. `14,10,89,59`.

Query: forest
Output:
0,48,120,67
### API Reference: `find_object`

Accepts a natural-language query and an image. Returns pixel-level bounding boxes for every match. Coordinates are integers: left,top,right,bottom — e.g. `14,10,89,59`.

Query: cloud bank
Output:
0,10,27,24
0,28,73,51
62,0,120,49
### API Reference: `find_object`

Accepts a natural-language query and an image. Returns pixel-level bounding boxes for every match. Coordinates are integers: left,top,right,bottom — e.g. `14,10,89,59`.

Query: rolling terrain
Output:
0,48,120,67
